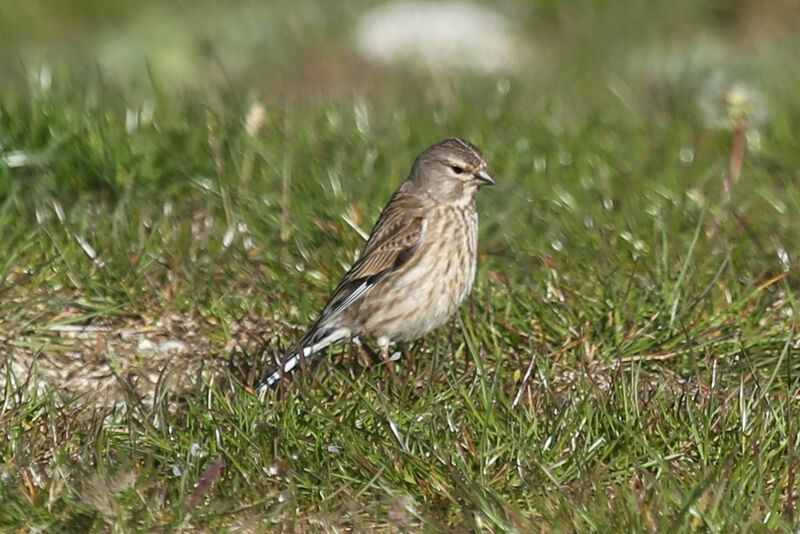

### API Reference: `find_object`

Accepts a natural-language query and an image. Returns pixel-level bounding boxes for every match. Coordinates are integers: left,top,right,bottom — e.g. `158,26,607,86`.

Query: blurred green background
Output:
3,0,799,102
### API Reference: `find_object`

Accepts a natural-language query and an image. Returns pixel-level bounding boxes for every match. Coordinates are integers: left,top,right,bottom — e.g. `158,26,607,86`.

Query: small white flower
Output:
39,65,52,91
244,103,266,137
2,150,32,168
699,74,768,131
222,227,235,248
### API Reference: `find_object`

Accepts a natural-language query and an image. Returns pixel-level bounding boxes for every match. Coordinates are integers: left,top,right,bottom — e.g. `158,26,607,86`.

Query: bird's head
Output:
408,138,494,203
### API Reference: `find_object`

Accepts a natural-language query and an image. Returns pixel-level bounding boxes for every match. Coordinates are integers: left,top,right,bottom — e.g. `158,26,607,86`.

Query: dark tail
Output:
256,325,350,394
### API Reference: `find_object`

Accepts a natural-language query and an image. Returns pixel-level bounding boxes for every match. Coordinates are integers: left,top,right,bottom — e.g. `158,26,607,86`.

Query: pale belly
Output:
358,207,478,343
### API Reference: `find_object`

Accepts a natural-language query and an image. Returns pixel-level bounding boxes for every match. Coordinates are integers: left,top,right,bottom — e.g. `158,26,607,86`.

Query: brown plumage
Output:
260,138,494,390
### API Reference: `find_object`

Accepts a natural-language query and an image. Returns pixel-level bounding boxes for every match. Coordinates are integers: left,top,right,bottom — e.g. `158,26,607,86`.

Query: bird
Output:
259,138,494,391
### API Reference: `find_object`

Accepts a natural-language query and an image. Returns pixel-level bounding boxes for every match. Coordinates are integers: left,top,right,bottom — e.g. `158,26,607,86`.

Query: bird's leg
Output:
347,337,369,380
355,334,381,367
397,342,410,361
377,337,397,389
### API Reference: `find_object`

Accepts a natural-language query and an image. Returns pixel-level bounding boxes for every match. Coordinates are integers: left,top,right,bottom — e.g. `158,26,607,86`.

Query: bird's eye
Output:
450,165,465,175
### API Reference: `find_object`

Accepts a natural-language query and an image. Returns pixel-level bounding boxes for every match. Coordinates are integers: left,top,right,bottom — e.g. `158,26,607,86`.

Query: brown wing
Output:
312,189,426,324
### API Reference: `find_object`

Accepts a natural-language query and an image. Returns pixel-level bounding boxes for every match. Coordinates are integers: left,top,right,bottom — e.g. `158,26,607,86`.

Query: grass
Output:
1,0,799,531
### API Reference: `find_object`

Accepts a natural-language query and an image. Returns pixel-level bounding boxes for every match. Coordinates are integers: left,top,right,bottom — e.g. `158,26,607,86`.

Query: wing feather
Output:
313,189,426,324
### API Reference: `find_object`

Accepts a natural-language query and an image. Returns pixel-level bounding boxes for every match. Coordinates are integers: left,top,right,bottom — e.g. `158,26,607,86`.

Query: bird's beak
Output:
474,169,495,186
